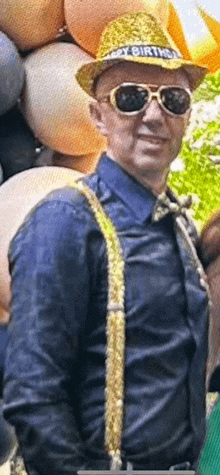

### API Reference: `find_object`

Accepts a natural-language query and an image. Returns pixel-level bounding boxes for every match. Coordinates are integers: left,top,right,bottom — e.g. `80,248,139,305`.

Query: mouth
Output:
137,134,169,144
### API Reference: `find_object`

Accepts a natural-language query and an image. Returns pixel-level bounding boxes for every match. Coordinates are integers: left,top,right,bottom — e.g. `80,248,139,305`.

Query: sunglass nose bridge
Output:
141,93,166,120
139,86,165,114
147,91,162,106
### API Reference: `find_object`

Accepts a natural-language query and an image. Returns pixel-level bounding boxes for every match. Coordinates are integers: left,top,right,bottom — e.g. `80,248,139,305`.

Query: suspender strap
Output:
71,181,125,470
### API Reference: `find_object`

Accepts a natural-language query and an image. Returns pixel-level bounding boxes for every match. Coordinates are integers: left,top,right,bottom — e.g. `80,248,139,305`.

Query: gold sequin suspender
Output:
71,181,125,470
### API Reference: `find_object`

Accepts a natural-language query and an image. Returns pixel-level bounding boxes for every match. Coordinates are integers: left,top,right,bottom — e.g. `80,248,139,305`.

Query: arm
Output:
3,196,91,475
198,217,220,389
205,256,220,389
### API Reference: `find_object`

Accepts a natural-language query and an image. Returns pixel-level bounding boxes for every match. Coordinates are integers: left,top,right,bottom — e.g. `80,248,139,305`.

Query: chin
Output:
135,152,169,167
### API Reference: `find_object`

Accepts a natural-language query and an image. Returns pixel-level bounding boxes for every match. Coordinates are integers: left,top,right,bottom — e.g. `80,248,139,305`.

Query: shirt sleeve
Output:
3,196,92,475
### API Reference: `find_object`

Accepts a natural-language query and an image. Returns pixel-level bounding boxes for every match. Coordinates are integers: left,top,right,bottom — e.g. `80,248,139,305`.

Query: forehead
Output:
95,62,190,98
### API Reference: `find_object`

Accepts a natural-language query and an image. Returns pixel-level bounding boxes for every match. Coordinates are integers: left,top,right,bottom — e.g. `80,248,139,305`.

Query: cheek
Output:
104,115,123,136
102,109,138,149
106,116,134,141
170,120,186,148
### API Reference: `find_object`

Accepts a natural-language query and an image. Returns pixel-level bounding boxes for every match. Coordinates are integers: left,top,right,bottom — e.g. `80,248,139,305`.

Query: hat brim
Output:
76,56,208,97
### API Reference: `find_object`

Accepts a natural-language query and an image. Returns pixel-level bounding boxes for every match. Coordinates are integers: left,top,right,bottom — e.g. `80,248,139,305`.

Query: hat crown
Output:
97,11,181,60
75,10,208,97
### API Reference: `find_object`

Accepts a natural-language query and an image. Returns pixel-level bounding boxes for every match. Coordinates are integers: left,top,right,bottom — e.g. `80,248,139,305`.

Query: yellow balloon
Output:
0,0,64,50
64,0,170,55
190,5,220,73
191,37,220,73
23,43,107,155
0,166,83,312
166,2,220,73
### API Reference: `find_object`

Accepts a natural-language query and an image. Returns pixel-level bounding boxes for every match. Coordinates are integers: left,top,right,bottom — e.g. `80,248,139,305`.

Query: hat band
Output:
103,45,182,61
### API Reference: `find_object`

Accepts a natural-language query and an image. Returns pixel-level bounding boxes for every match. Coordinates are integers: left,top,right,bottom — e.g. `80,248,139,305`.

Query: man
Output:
3,11,209,474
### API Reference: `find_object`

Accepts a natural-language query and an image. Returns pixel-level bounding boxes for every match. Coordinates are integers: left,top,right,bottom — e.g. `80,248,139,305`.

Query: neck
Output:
106,151,169,196
134,170,169,196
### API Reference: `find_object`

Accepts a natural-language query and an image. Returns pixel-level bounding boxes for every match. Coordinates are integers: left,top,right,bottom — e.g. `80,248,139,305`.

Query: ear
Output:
89,101,108,136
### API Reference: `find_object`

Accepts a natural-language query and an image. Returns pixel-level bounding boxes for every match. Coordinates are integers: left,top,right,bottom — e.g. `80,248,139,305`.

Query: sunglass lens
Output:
161,87,191,115
115,85,148,113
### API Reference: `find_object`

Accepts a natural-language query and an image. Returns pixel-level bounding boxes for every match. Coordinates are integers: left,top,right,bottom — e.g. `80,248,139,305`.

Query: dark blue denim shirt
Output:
3,154,209,474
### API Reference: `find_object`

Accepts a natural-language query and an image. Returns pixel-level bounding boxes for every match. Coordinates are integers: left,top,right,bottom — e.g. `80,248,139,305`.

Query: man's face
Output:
90,62,191,182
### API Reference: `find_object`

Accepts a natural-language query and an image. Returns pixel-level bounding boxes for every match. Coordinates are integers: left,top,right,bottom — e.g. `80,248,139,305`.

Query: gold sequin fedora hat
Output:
76,11,208,97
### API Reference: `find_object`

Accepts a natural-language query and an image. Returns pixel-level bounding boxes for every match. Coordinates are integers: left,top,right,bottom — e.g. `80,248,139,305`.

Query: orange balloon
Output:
197,5,220,48
0,0,64,50
189,6,220,73
23,43,107,155
64,0,170,55
167,2,192,60
0,166,83,312
52,151,100,173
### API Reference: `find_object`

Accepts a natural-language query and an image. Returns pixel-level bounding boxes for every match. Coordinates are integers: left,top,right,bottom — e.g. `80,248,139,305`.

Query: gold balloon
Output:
0,166,83,313
190,5,220,73
24,43,106,155
52,151,100,173
167,2,220,73
191,38,220,74
64,0,169,55
167,2,192,60
0,0,64,50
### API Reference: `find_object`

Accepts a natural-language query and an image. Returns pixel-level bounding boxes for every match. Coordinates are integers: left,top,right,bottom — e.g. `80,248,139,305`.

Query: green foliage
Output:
193,69,220,103
192,120,220,144
169,142,220,230
169,70,220,230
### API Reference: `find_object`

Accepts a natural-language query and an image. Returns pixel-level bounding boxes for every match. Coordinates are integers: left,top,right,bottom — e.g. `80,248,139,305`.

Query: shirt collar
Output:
96,153,157,223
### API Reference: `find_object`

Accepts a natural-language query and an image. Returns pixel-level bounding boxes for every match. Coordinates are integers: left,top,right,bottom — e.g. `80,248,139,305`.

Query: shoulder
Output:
9,178,101,259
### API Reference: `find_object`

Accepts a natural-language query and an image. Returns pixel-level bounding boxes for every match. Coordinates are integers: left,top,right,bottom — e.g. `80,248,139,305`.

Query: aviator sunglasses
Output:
98,83,192,117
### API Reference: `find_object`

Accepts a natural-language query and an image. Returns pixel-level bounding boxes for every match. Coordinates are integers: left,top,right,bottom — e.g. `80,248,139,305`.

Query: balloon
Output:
52,151,100,173
191,5,220,73
0,31,24,115
191,38,220,74
0,106,36,181
198,4,220,43
169,1,220,73
23,43,107,155
0,0,64,50
167,3,192,60
35,148,100,173
0,166,83,312
64,0,170,55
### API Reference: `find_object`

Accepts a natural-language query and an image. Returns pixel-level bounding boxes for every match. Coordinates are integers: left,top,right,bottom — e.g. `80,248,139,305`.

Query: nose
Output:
141,97,165,125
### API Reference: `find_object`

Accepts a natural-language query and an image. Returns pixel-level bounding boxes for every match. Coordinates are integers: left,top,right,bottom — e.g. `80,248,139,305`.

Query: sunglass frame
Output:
99,82,192,117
